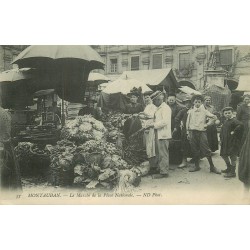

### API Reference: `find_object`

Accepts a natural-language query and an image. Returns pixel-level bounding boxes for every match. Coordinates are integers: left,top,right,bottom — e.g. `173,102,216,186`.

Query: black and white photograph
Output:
1,45,250,204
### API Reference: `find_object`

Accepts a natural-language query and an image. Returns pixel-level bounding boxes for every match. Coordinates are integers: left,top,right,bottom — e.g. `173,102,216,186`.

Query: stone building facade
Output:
0,45,28,72
93,45,250,90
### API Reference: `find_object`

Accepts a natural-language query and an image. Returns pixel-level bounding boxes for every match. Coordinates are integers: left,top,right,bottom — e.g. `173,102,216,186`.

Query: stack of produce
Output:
47,140,77,186
61,115,107,143
48,139,132,189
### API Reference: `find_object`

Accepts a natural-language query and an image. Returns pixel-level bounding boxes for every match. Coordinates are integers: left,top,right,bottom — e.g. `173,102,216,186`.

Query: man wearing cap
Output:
167,93,183,135
149,92,172,178
175,95,193,168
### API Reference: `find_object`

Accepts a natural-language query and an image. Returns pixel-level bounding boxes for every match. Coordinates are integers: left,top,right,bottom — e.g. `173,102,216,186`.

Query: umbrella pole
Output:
61,71,66,126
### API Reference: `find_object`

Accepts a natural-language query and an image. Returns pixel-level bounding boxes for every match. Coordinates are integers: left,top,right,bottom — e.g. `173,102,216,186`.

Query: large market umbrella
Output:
11,45,105,103
88,72,109,83
103,77,152,95
12,45,104,70
0,68,35,108
87,72,110,89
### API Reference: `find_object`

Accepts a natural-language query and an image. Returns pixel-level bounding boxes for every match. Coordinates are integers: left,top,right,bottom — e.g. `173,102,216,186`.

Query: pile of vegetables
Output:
49,115,135,188
61,115,107,143
48,139,132,189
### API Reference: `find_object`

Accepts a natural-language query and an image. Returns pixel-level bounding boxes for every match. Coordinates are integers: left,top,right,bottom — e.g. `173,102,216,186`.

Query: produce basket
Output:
29,144,50,159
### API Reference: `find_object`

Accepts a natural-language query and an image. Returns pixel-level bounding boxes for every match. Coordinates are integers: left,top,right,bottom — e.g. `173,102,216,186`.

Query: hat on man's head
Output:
150,90,163,100
182,95,192,102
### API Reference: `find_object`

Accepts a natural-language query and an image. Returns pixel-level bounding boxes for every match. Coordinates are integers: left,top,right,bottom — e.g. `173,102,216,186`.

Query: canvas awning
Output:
103,77,152,95
119,68,179,90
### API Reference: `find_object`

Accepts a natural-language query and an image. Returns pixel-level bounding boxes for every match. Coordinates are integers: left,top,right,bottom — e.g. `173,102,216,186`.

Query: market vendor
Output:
78,98,102,120
139,94,157,169
123,92,143,139
0,105,22,191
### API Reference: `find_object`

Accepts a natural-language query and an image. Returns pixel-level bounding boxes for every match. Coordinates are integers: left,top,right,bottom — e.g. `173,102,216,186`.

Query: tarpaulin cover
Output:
103,77,152,95
120,68,179,92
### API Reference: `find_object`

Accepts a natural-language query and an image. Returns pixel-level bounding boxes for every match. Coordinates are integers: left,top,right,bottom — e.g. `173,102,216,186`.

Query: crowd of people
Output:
1,90,250,199
123,90,250,198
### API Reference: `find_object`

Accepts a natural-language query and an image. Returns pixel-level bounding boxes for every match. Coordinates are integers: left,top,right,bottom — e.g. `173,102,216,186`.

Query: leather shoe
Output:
189,166,201,172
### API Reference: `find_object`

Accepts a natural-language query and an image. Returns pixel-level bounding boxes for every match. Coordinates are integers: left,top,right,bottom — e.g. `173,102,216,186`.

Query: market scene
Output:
1,45,250,203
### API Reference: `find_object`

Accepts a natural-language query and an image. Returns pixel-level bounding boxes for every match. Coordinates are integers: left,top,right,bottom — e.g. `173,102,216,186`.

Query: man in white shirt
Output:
149,92,172,178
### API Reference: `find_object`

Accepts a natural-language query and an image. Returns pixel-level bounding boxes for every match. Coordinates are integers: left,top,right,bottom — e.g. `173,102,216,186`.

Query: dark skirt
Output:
238,131,250,185
181,129,193,158
123,117,142,139
207,124,218,152
0,142,22,190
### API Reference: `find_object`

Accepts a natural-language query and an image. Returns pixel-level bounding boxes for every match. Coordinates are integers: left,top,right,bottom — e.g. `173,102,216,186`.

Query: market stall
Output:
119,68,179,94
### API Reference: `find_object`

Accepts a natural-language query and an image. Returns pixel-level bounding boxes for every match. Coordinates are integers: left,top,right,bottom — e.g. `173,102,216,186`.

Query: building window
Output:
179,53,190,71
131,56,140,71
219,49,233,66
110,58,118,73
152,54,162,69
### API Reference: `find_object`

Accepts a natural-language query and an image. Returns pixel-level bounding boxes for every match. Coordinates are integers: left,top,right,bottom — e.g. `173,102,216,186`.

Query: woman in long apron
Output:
123,92,143,139
0,105,22,191
139,95,157,170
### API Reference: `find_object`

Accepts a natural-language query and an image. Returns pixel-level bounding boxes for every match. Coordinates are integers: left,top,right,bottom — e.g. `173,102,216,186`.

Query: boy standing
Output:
186,95,220,174
220,107,244,178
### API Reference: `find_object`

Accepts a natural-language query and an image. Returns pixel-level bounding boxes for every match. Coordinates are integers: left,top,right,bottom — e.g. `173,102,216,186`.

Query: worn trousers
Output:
221,155,237,167
189,130,212,160
155,131,169,175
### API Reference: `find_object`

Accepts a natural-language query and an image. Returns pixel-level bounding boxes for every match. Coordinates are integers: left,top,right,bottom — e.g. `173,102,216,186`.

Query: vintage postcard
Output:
1,45,250,205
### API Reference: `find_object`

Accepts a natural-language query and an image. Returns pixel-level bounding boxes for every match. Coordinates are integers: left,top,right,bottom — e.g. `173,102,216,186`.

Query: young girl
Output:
220,107,244,178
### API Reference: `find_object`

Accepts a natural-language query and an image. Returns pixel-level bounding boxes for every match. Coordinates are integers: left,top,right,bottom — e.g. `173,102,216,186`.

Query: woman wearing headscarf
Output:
123,92,143,139
204,95,219,152
0,105,22,191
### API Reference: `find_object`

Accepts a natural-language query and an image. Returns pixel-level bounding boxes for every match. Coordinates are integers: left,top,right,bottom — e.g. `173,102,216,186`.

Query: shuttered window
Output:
110,58,118,73
152,54,162,69
131,56,139,71
179,53,190,70
219,49,233,66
